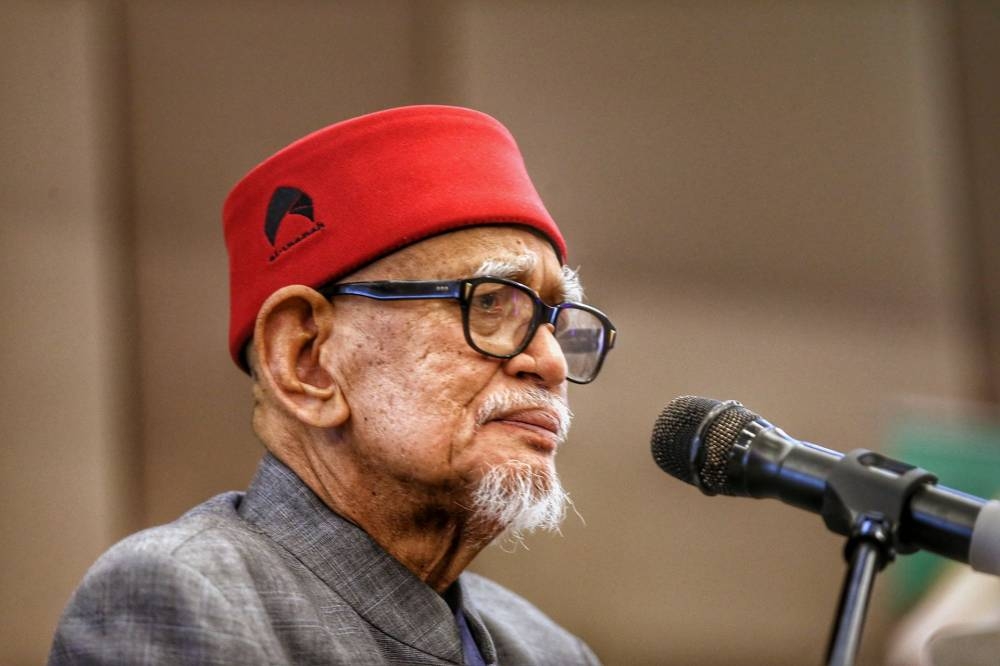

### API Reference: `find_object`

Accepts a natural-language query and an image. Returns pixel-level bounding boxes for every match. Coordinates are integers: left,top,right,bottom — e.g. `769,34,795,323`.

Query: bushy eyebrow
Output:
472,255,537,281
472,256,585,302
560,265,584,302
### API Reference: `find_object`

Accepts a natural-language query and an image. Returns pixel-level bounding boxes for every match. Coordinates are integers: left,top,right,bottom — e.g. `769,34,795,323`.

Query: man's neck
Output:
276,442,495,593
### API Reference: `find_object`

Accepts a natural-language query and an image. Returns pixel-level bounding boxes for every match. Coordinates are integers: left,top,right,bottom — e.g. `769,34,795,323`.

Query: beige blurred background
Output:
3,1,999,664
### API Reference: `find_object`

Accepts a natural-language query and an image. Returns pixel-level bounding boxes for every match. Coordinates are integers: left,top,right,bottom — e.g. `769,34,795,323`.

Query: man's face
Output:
324,226,572,507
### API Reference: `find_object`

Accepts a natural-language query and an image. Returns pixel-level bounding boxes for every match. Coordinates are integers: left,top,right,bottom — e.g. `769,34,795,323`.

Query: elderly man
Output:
50,105,616,665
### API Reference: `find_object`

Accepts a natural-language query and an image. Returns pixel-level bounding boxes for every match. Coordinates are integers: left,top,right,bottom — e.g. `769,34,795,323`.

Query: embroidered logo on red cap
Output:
264,186,325,262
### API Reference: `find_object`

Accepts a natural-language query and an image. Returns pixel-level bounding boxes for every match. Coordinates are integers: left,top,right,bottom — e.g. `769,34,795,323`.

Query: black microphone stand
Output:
820,451,938,666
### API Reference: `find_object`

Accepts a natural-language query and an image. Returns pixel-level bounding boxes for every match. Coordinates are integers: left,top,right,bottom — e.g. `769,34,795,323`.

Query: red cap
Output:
223,105,566,371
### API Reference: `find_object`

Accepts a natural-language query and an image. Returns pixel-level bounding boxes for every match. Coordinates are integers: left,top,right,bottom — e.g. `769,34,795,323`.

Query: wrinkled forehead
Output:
347,226,577,299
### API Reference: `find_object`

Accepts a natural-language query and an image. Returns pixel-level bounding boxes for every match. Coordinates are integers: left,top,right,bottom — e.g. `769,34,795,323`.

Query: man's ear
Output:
252,285,349,428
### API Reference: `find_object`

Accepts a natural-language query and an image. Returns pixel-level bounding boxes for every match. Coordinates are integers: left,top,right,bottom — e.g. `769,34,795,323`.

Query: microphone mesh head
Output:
650,396,719,485
651,395,761,495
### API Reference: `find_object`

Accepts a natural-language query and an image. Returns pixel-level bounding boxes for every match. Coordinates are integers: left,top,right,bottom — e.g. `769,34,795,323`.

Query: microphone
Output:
651,395,1000,575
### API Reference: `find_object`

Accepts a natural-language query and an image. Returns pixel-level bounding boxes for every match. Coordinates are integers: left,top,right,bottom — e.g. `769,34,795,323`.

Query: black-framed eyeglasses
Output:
319,276,617,384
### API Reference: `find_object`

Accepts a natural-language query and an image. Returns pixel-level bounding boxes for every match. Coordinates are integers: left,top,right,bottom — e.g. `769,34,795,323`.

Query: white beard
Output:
468,459,571,549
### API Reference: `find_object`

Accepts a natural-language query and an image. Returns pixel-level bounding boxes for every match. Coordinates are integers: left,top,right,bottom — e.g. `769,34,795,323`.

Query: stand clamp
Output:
821,450,937,666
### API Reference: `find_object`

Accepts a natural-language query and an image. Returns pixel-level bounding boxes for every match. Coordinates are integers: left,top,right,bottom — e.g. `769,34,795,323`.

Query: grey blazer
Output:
49,454,600,665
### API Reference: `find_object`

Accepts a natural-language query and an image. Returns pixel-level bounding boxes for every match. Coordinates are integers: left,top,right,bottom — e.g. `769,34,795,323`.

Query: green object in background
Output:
886,415,1000,611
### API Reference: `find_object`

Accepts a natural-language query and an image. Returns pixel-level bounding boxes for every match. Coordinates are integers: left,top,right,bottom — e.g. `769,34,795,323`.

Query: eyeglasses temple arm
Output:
322,280,463,301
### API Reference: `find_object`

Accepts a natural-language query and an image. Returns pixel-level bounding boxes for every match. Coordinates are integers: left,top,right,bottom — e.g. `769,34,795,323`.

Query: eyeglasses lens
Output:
555,306,605,382
467,282,533,356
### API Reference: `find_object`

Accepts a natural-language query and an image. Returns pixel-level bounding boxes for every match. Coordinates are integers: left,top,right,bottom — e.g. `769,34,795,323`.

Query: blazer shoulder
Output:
80,490,309,617
49,496,278,665
64,490,268,624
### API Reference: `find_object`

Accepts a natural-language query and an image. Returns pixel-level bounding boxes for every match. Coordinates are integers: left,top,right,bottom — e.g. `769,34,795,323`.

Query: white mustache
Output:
476,387,573,442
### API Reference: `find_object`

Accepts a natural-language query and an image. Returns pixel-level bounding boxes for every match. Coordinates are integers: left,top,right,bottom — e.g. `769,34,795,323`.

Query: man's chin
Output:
466,459,569,548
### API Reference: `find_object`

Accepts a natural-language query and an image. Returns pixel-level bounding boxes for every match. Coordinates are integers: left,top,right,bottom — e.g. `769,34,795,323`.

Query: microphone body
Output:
651,396,1000,574
731,419,983,564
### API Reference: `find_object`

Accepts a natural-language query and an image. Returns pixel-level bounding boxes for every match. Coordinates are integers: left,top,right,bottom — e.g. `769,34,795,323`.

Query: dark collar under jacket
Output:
237,454,497,664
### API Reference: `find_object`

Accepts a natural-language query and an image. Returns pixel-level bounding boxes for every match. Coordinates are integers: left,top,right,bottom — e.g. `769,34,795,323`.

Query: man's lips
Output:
487,409,562,450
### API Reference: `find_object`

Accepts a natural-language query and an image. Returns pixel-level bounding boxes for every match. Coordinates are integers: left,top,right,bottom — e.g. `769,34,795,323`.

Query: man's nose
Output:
501,323,568,387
